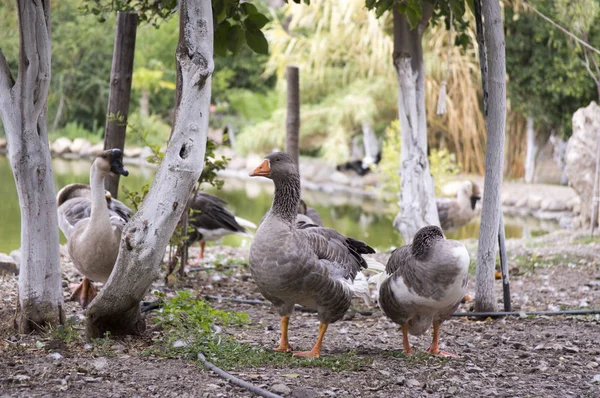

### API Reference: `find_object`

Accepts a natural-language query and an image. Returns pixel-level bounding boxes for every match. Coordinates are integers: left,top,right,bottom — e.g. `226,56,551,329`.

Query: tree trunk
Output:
475,0,507,313
286,65,300,166
103,12,138,199
85,0,213,338
0,0,64,333
391,6,440,244
524,116,536,183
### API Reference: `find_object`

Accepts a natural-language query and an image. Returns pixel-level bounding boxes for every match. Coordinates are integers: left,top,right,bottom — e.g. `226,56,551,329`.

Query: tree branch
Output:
0,48,15,100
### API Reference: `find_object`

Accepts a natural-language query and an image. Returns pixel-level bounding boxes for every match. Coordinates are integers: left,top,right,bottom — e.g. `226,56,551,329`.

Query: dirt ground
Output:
1,230,600,398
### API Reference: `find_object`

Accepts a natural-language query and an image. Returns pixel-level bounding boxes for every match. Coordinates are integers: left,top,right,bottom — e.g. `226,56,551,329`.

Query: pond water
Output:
0,155,559,254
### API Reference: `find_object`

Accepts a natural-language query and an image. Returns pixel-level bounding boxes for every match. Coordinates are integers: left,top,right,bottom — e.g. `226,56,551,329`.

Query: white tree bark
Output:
392,7,440,244
0,0,64,332
85,0,214,337
475,0,507,313
524,116,536,183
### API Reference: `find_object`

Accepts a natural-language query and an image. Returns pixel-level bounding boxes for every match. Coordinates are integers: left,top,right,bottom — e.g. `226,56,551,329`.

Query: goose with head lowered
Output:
249,152,380,358
371,225,469,358
57,149,132,308
184,191,256,263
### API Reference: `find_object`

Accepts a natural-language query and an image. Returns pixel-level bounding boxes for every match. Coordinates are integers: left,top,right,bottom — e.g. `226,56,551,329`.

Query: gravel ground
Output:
1,230,599,398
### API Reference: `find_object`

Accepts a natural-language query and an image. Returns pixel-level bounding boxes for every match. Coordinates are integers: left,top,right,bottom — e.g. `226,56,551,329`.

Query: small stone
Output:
587,362,599,369
563,346,580,353
111,343,126,351
448,387,457,394
378,370,391,377
172,340,188,348
271,383,292,395
406,379,421,388
47,352,63,360
395,376,406,385
83,344,93,351
292,387,318,398
92,357,108,371
594,374,600,383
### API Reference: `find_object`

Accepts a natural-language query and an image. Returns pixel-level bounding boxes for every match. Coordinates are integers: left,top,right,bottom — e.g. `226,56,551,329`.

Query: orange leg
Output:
199,241,206,259
402,324,413,355
70,277,97,309
273,316,293,352
293,322,328,358
427,322,459,358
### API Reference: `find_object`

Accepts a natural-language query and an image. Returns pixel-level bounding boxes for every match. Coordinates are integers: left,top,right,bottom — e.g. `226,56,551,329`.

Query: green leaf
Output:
246,27,269,55
365,0,376,10
244,13,270,29
214,20,230,57
241,2,258,16
226,24,245,54
449,0,466,20
375,0,393,18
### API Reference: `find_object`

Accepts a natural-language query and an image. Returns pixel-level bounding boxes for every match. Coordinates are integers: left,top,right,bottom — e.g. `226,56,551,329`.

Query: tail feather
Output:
352,272,372,306
362,256,386,274
235,216,257,230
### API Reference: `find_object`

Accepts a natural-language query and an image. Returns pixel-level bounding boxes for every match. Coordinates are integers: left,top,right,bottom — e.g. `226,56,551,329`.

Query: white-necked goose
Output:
436,180,481,231
372,225,469,357
249,152,376,357
185,192,256,262
57,149,131,308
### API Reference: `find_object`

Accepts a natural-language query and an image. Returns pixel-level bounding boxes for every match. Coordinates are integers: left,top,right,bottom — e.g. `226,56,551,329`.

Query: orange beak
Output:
249,159,271,177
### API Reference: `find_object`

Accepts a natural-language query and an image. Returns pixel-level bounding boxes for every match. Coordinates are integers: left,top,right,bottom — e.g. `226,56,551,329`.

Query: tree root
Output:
197,352,283,398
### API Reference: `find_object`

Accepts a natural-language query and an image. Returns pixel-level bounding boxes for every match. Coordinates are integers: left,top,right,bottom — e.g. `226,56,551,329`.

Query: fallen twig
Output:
197,352,282,398
188,264,245,273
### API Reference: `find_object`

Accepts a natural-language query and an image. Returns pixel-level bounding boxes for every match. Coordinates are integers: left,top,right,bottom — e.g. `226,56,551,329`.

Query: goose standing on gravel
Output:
249,152,378,358
371,225,469,357
185,192,256,262
436,180,481,231
57,149,131,308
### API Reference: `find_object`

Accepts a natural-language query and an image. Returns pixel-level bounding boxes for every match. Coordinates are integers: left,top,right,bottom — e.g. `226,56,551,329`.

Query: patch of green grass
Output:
573,235,600,245
149,290,371,372
468,259,477,276
511,253,568,274
43,318,81,345
91,331,116,357
384,350,450,365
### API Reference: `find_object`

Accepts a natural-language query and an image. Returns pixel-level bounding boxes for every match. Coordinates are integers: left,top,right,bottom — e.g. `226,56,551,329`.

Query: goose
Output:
297,199,324,227
185,192,256,262
372,225,469,358
249,152,379,357
436,180,481,231
57,149,131,308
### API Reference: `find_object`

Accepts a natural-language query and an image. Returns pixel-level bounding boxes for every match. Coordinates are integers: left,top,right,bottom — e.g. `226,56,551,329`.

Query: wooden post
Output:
103,12,138,198
286,66,300,166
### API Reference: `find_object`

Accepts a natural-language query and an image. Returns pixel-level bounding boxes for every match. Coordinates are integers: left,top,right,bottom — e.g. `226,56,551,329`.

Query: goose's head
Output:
411,225,445,260
249,152,298,182
95,149,129,177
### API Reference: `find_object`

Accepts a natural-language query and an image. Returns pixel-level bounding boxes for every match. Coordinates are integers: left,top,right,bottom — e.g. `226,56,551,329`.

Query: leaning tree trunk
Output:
475,0,507,313
0,0,64,332
85,0,213,337
286,65,300,166
103,11,138,199
392,6,440,243
524,116,536,183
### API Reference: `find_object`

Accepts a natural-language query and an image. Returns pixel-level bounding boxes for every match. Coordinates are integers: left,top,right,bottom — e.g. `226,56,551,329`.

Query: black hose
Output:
197,352,282,398
452,309,600,317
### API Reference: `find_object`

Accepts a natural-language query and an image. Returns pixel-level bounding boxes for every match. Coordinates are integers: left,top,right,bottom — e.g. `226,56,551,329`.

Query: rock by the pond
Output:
51,137,73,155
85,142,105,157
124,147,143,158
10,249,21,266
292,387,318,398
70,138,91,155
566,101,600,227
0,253,18,275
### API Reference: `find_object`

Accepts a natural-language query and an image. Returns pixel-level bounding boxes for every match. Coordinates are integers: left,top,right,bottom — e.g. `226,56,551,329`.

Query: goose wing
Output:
188,194,245,233
58,197,92,239
295,225,373,281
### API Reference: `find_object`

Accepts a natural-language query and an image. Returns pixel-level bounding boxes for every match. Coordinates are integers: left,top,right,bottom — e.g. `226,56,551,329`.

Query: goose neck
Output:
271,174,301,224
89,162,110,225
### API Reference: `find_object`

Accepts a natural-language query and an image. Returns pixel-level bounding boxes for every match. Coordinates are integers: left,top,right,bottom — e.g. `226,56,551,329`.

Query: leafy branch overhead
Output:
365,0,473,48
80,0,274,56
